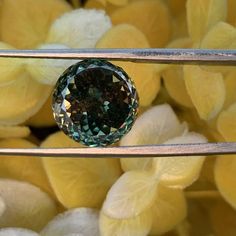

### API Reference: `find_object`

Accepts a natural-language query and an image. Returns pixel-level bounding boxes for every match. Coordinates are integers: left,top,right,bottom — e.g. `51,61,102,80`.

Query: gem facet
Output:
52,59,139,147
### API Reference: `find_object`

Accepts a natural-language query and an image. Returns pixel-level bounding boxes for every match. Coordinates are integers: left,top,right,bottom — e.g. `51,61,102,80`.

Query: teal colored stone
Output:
52,59,139,147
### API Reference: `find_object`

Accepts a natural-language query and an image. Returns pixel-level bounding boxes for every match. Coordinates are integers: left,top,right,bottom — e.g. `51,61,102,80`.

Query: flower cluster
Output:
0,0,235,236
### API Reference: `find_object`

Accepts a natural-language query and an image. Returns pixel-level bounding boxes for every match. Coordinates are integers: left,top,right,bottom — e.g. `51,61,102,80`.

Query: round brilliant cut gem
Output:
52,59,139,147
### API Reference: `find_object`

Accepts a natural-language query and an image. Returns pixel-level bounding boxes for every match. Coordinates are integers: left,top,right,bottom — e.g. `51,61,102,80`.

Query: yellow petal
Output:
0,0,71,49
163,66,194,108
224,71,236,109
85,0,106,9
85,0,121,15
184,65,225,120
0,179,57,231
200,22,236,73
97,0,107,5
0,72,52,125
201,22,236,49
110,0,171,48
168,37,192,48
150,185,187,235
47,9,112,48
153,132,207,188
214,155,236,209
0,42,24,86
0,126,30,139
108,0,128,6
120,104,187,172
102,171,157,219
42,131,122,209
172,12,189,39
217,102,236,141
0,138,54,197
96,24,160,107
99,208,152,236
96,23,149,48
187,0,227,43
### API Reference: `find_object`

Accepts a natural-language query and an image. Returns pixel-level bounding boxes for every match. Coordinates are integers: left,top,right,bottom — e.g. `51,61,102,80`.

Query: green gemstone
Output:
52,59,139,147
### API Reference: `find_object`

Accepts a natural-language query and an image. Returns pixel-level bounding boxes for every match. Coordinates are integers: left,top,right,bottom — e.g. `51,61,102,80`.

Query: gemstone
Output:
52,59,139,147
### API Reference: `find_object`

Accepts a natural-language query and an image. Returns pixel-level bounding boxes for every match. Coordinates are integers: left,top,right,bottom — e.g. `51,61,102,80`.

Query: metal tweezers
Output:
1,48,236,158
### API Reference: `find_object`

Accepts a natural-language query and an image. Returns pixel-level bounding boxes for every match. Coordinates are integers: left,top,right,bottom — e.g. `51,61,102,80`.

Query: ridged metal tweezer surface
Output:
0,143,235,158
0,48,235,158
0,48,236,65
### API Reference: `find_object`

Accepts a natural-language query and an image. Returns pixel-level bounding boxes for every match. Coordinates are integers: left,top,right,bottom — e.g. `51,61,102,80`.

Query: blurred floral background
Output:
0,0,235,235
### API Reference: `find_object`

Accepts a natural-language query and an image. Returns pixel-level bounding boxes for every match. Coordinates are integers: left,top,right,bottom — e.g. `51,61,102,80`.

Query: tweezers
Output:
1,48,236,158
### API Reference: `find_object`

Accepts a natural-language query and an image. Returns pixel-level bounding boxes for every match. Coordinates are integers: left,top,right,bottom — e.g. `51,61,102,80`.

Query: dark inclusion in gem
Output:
52,59,139,147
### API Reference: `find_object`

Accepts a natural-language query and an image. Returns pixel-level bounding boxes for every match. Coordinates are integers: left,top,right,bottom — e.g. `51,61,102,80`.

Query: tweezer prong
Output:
0,48,236,65
0,143,235,158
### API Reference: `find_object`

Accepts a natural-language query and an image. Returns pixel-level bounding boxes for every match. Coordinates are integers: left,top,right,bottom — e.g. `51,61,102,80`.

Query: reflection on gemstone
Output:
52,59,139,147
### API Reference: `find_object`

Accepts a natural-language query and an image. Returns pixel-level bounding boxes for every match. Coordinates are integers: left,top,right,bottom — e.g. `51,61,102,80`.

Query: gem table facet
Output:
52,59,139,147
